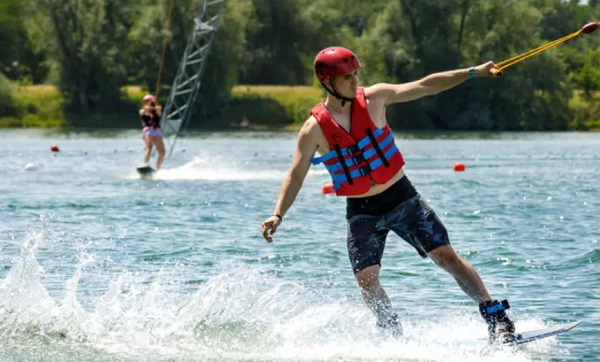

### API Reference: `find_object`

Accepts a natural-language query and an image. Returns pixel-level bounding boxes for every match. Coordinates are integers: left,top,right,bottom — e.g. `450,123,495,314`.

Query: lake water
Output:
0,129,598,361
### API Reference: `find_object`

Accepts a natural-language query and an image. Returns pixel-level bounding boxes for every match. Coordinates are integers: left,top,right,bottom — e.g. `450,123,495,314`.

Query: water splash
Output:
0,237,564,361
154,156,284,181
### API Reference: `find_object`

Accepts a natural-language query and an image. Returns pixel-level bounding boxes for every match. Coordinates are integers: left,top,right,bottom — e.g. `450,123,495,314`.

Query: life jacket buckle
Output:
352,153,366,165
347,145,361,155
359,164,372,176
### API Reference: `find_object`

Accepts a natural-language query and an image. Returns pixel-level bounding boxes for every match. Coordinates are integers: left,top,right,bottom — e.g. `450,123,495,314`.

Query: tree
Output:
127,0,255,119
27,0,136,112
572,49,600,97
195,0,256,116
0,0,46,82
239,0,323,84
0,71,17,117
355,0,573,130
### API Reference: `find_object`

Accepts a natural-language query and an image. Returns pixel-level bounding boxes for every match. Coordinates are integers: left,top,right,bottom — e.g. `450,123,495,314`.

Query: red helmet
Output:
314,47,361,82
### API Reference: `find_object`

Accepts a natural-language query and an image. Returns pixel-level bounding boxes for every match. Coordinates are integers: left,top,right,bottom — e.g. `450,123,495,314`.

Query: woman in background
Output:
139,94,165,170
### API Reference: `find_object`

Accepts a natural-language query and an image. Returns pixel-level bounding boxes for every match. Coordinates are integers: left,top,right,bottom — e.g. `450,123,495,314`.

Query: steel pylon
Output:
161,0,226,156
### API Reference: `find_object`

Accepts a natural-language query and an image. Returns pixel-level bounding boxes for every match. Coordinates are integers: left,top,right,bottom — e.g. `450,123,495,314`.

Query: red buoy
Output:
322,182,335,194
453,162,466,172
50,145,60,152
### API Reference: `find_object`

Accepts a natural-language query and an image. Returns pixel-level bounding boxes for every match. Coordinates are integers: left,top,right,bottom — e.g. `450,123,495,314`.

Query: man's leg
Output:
387,192,514,343
428,244,515,342
355,265,402,337
355,265,393,318
346,212,401,337
427,244,490,303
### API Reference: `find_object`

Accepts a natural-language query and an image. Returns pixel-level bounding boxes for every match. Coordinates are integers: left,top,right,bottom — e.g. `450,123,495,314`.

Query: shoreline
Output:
2,84,598,131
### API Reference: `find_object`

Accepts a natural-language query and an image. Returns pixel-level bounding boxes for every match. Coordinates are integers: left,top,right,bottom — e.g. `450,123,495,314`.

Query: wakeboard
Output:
502,320,580,346
136,166,156,178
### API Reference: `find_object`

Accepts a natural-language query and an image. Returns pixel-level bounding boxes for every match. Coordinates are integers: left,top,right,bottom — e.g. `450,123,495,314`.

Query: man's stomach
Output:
346,168,405,198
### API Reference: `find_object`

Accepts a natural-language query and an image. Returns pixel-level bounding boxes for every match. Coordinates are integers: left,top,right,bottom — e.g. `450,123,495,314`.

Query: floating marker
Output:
454,162,466,172
322,182,335,194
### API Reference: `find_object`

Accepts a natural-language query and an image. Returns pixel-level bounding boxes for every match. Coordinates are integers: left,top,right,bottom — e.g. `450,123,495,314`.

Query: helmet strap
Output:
320,82,353,107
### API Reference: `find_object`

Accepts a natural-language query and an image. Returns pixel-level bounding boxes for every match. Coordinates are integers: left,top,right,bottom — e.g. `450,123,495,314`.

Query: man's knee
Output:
429,245,462,270
355,265,380,290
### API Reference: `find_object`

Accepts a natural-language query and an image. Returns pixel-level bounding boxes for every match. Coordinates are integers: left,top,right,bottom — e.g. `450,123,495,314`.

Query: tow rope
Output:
491,21,599,76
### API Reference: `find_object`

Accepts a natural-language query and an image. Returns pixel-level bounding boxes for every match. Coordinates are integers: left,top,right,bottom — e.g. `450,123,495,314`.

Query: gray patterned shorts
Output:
346,177,450,274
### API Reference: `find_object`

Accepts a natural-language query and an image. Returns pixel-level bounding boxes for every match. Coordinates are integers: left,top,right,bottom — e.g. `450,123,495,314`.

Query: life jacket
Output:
310,87,405,196
141,109,161,129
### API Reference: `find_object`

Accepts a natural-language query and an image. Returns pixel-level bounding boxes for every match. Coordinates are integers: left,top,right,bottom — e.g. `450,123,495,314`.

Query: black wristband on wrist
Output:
273,214,283,222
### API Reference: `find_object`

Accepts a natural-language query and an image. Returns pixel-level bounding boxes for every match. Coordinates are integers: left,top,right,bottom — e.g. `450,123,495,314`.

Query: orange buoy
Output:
453,162,465,172
50,144,60,152
322,182,335,194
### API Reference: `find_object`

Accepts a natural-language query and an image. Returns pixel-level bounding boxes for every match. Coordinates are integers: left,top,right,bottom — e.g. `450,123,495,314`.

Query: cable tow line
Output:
491,21,599,77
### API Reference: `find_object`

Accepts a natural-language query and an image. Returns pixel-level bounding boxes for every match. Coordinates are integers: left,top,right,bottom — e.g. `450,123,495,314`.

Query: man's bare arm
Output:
367,61,498,105
273,120,318,217
262,119,319,242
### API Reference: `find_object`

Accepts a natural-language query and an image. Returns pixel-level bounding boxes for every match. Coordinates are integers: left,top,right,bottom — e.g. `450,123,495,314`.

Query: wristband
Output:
273,214,283,222
469,67,476,79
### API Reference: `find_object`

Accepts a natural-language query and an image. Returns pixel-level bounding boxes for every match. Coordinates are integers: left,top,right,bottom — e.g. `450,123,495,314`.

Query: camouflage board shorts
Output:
346,176,450,274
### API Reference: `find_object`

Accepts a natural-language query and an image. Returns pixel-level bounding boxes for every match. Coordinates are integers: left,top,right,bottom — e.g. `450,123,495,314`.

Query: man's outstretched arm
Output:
367,61,499,105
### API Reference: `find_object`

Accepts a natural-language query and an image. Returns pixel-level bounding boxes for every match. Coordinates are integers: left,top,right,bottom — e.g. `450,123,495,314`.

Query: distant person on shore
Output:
139,94,165,170
240,115,250,129
261,47,516,343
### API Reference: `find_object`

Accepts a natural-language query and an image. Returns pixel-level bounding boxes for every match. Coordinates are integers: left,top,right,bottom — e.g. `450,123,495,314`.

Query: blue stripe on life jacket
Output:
331,143,399,190
311,128,385,166
321,131,395,174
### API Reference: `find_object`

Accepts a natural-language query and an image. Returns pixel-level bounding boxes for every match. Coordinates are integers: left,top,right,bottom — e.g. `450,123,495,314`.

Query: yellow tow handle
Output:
491,21,599,77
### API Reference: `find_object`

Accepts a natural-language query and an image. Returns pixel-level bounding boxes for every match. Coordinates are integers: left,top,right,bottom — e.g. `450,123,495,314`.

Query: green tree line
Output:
0,0,598,130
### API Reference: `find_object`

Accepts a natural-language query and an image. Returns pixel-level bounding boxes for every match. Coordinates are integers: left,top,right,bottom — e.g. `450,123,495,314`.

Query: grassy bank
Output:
0,84,64,128
2,83,598,131
0,84,141,128
1,84,324,130
119,84,323,130
219,85,322,130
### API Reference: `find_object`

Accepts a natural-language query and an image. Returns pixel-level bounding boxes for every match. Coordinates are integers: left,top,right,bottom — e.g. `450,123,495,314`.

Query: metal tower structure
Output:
161,0,226,156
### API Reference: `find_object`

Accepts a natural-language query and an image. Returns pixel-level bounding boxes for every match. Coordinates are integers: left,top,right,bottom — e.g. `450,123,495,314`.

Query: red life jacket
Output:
310,87,405,196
